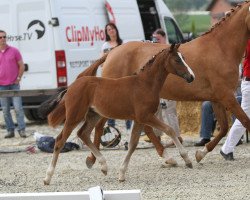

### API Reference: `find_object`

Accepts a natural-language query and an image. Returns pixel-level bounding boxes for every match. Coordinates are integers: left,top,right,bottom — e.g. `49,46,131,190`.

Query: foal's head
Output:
166,43,195,83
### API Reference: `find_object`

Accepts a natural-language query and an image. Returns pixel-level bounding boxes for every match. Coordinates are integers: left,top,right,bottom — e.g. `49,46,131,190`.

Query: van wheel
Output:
24,109,46,121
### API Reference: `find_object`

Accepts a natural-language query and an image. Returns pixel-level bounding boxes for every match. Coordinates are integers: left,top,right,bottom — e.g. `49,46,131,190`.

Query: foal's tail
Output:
77,53,108,78
47,99,66,127
38,53,108,119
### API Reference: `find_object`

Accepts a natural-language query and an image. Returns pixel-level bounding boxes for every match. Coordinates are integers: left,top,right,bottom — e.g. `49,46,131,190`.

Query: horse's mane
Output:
202,1,249,36
135,48,169,75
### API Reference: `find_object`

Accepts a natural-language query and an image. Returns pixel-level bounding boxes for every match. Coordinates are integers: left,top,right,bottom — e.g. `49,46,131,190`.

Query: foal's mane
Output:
202,1,249,36
137,47,169,74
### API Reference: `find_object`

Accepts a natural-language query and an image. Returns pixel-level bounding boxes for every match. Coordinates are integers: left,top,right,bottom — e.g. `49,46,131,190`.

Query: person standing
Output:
143,28,183,146
0,30,26,138
101,23,132,149
220,40,250,160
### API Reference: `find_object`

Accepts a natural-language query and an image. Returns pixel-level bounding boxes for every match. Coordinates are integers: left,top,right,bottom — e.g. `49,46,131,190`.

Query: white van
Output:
0,0,186,120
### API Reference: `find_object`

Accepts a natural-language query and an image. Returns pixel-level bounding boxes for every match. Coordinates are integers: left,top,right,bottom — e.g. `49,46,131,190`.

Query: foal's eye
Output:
175,57,182,63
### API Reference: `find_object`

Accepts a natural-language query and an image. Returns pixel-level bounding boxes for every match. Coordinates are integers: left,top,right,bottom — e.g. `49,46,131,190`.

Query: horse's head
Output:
167,43,195,83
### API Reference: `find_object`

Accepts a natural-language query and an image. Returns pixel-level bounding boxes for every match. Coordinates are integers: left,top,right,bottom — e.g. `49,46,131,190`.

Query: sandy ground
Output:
0,112,250,199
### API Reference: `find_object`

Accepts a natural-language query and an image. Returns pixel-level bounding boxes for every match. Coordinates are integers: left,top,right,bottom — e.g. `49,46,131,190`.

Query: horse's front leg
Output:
196,102,228,162
86,117,107,169
44,124,75,185
119,122,143,182
145,115,192,168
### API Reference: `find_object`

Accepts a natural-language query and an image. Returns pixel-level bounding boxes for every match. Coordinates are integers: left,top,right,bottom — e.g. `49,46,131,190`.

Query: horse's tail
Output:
38,88,67,119
38,54,108,118
47,100,66,127
77,53,108,78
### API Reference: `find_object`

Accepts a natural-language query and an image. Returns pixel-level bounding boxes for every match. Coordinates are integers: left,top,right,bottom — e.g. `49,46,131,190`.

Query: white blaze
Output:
177,52,195,79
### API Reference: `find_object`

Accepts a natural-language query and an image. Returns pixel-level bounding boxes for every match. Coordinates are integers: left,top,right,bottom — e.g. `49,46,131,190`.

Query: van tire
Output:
24,109,46,121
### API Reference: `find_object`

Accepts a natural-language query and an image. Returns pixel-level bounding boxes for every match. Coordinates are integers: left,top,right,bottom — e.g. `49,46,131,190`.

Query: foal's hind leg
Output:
44,123,76,185
119,122,143,182
144,115,192,168
78,111,108,175
85,117,108,169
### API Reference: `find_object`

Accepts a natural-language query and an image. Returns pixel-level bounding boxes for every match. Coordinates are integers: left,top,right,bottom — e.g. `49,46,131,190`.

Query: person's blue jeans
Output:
107,119,132,130
200,101,215,140
0,84,26,132
200,97,242,140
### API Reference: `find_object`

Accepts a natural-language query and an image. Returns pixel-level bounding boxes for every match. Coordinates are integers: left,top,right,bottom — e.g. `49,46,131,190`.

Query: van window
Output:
164,17,183,44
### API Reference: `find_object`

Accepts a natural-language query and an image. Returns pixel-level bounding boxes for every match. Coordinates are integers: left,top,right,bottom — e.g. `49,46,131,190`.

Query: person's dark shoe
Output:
18,130,27,138
4,131,15,139
220,149,234,161
194,138,210,146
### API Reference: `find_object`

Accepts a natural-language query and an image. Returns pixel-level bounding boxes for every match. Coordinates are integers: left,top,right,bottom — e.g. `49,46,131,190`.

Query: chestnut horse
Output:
41,44,195,185
82,1,250,165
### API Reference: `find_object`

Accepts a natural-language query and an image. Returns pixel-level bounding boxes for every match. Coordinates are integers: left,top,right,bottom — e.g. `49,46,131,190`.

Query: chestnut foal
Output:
42,44,195,185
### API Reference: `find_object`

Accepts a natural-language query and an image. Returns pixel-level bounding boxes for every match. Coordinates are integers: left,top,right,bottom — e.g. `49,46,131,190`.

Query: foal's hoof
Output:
119,179,125,183
101,169,108,176
165,158,178,167
185,162,193,168
86,156,95,169
195,149,206,163
43,179,50,185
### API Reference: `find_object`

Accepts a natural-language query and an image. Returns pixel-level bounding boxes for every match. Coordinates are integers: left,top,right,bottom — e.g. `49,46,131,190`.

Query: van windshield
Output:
164,17,184,44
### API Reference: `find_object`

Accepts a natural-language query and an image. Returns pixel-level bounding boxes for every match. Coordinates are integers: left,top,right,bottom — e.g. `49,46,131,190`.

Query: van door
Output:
155,0,184,43
105,0,145,41
52,0,107,83
0,0,57,90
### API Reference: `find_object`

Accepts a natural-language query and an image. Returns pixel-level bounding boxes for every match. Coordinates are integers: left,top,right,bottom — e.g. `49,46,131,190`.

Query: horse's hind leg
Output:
78,110,108,175
144,115,192,168
86,117,108,169
196,102,228,163
119,122,143,182
44,123,76,185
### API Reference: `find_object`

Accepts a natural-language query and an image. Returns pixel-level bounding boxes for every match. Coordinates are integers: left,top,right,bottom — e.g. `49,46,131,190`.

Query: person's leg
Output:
11,84,26,136
0,85,15,137
200,101,214,139
195,101,215,146
107,119,115,127
221,81,250,158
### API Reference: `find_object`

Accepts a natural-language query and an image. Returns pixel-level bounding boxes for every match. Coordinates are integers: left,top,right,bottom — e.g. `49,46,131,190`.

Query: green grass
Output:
175,14,211,35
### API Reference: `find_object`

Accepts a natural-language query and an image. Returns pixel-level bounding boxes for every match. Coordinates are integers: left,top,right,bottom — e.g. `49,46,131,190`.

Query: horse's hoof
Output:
119,179,125,182
43,179,50,185
186,162,193,168
86,157,95,169
195,149,205,163
101,169,107,176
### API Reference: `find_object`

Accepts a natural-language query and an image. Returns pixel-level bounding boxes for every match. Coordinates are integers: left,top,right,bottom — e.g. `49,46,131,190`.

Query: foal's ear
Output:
170,43,175,52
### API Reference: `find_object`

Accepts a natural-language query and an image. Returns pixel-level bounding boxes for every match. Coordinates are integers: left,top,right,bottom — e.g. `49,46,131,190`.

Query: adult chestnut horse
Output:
85,1,250,165
41,44,195,185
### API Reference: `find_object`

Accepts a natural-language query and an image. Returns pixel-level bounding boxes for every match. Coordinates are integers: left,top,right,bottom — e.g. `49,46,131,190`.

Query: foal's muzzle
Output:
183,73,195,83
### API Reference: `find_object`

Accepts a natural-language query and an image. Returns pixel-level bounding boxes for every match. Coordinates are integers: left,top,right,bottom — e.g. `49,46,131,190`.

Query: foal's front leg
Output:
119,122,143,182
145,115,192,168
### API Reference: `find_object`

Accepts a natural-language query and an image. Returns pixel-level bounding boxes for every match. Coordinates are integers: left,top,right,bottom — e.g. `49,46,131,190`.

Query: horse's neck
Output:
202,5,249,62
